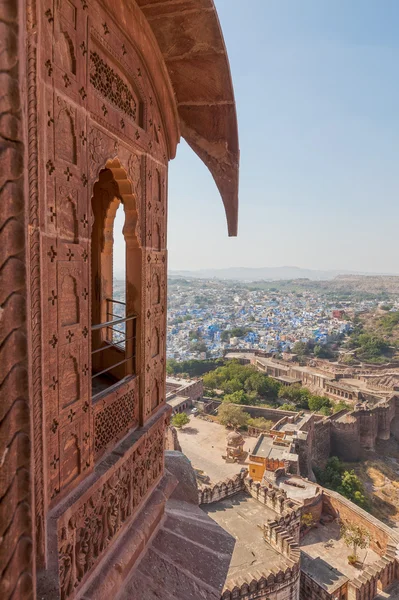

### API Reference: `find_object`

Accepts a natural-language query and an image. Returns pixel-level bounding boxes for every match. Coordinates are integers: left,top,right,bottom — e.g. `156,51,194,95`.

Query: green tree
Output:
319,405,333,416
279,403,297,412
191,341,207,354
314,457,369,509
292,341,308,355
333,400,351,413
223,390,249,405
341,522,370,557
247,417,273,431
166,358,179,375
171,413,190,429
218,403,249,428
308,395,331,413
224,377,243,394
203,361,280,403
314,344,333,359
278,384,310,409
338,470,368,508
301,513,315,529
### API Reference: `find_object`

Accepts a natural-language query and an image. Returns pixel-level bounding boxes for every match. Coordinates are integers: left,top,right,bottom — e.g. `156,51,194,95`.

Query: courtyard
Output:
301,519,381,594
177,416,252,484
204,492,294,580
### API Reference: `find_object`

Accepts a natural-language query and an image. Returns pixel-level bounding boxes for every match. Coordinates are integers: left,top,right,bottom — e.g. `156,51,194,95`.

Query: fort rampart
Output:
198,471,247,505
312,395,399,464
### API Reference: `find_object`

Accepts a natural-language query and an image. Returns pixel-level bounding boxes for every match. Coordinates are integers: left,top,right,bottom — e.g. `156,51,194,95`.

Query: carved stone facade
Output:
2,0,239,598
56,418,164,599
28,0,171,569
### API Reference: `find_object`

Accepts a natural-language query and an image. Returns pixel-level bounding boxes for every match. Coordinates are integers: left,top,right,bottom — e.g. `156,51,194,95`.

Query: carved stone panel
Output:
57,259,84,334
57,418,165,599
33,0,172,584
59,345,81,409
55,98,78,165
94,377,139,459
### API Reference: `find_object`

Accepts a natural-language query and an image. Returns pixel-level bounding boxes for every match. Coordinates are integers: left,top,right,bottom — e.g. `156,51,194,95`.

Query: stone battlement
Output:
244,478,300,516
198,471,247,505
348,543,398,600
264,519,301,561
220,563,301,600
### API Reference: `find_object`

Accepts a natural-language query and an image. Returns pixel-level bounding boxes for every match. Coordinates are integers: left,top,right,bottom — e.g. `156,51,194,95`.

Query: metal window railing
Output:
91,298,137,384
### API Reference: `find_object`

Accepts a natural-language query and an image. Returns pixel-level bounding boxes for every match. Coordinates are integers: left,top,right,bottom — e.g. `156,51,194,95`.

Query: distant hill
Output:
169,266,394,282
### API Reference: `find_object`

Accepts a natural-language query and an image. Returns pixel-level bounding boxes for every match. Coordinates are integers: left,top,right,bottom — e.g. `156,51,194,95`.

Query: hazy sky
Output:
115,0,399,275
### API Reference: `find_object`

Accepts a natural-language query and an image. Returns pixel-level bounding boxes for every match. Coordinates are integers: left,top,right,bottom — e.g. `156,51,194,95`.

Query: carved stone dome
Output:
226,430,244,447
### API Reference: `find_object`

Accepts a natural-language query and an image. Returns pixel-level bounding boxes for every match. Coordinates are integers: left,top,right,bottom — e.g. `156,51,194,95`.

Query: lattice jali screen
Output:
94,385,137,458
89,50,137,121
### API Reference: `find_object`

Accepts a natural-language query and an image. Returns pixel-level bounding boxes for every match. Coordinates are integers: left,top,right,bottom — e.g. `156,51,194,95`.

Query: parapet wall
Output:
244,478,300,517
322,489,399,554
347,544,397,600
198,471,246,505
221,564,300,600
264,518,301,561
240,404,300,421
199,474,302,600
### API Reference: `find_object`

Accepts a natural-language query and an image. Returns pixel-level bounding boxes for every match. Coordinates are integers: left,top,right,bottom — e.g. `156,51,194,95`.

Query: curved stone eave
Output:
137,0,240,237
181,116,239,237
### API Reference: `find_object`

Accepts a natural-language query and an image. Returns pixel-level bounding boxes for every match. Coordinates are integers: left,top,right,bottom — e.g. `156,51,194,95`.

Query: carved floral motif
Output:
58,423,164,598
94,388,137,457
90,50,138,121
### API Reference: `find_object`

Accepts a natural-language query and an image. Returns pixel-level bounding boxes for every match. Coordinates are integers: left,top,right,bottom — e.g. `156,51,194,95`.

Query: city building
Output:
227,351,399,404
166,377,203,414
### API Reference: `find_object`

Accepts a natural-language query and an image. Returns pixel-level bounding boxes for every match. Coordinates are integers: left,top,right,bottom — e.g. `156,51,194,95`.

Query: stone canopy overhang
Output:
136,0,240,236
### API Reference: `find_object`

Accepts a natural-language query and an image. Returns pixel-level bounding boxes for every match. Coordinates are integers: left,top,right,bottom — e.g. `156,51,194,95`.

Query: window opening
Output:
91,170,138,398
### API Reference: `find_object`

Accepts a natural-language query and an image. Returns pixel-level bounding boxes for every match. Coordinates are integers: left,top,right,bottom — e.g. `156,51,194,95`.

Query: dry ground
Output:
176,416,251,484
343,438,399,527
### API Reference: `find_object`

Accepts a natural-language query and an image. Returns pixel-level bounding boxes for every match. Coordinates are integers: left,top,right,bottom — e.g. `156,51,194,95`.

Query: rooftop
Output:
275,474,320,502
251,434,298,463
204,492,293,584
167,395,191,409
274,412,312,433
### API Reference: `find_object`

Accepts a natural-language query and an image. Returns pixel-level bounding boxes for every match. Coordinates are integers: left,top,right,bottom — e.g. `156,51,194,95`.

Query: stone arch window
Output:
91,159,141,397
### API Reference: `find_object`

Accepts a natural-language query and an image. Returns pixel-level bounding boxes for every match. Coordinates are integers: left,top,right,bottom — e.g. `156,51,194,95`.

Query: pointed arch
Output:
91,158,142,396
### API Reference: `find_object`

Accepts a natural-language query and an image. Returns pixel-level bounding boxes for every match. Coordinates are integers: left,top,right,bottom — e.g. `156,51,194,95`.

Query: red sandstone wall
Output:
322,490,395,554
0,2,35,597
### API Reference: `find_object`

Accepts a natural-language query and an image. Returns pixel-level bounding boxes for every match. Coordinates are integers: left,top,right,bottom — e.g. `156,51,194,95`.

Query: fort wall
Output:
221,565,300,600
310,396,399,468
330,417,361,461
322,489,399,554
198,471,247,505
312,419,331,467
